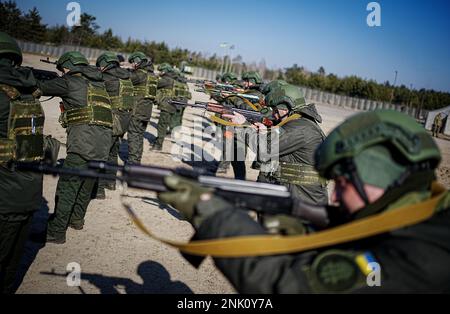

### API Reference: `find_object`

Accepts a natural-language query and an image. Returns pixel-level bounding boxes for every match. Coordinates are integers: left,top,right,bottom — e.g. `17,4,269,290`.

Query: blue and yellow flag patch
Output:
355,252,378,276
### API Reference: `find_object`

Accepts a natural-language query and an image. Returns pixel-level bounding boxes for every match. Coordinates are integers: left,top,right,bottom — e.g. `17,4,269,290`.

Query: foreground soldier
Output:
95,52,134,197
159,110,450,293
38,51,113,243
0,32,44,293
127,52,157,163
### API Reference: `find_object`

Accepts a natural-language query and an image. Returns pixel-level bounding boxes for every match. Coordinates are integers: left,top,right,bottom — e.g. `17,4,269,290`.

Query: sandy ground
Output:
15,54,450,294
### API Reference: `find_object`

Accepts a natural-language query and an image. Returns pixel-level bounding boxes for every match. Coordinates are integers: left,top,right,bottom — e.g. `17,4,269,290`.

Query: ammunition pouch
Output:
64,83,113,128
0,139,14,163
112,111,131,137
110,79,134,111
43,135,61,164
273,162,328,187
0,85,45,163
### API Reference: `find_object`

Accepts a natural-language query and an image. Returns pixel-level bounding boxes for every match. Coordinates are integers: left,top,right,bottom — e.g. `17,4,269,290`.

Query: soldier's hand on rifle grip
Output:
252,122,268,133
222,112,246,125
260,214,307,236
158,175,214,221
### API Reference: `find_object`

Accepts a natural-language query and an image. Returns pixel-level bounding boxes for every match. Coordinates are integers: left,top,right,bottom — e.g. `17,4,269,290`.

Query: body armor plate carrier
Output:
61,81,113,128
0,84,45,163
133,70,159,100
275,162,327,187
110,78,135,111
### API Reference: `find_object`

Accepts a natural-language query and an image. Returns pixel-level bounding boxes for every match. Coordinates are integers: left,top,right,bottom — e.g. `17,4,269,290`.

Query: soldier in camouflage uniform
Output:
127,52,158,164
38,51,113,244
214,72,239,175
232,71,264,110
0,32,45,293
224,84,328,204
169,68,189,132
432,112,444,138
159,110,450,293
95,52,135,197
151,65,191,151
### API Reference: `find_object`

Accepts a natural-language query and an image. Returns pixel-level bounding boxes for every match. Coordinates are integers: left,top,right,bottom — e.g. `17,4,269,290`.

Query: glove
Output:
260,214,307,236
158,175,213,221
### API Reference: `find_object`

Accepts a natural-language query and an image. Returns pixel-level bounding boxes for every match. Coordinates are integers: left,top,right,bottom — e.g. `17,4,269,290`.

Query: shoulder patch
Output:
305,250,366,293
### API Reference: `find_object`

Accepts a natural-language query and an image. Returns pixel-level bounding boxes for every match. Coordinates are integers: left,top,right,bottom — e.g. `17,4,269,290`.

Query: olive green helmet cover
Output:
221,72,238,84
262,80,288,95
265,84,307,113
0,32,23,65
96,52,120,68
241,71,263,85
128,51,148,64
315,110,441,189
57,51,88,71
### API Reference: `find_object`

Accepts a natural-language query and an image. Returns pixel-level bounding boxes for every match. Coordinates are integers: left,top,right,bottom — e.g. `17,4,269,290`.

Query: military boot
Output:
96,187,106,200
46,232,66,245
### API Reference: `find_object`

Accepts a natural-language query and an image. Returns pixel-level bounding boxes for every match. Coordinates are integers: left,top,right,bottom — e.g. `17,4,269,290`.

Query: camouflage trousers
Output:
47,153,96,238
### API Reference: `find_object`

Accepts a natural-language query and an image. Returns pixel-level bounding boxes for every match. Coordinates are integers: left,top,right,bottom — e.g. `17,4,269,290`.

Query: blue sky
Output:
15,0,450,92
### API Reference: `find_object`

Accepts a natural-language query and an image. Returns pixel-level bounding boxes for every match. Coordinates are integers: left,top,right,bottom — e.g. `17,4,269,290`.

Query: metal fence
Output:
17,40,130,62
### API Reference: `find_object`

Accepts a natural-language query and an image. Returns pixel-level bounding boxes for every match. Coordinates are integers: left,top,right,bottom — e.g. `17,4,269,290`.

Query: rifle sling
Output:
125,182,447,258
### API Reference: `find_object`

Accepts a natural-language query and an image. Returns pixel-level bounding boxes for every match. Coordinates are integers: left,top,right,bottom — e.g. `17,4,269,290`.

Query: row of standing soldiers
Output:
0,32,190,293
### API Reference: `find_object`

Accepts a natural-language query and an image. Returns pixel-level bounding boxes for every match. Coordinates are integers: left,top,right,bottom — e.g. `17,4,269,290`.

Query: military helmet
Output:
241,71,263,85
315,110,441,181
222,72,238,84
96,52,120,68
128,51,148,64
0,32,23,65
262,80,288,95
158,63,172,73
265,84,307,113
56,51,89,71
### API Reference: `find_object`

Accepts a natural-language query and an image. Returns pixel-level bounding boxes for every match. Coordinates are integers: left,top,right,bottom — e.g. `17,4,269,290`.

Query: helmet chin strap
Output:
343,158,370,206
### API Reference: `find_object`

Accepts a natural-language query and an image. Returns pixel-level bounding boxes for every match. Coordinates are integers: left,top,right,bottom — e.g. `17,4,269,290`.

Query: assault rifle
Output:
169,100,273,126
25,57,59,81
199,88,261,104
29,68,59,81
12,160,329,226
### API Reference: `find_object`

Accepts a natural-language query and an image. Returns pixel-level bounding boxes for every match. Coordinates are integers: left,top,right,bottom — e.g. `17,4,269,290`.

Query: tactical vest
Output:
61,81,113,129
158,79,192,100
267,161,327,187
173,80,191,100
0,84,44,163
133,70,159,100
110,78,135,111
